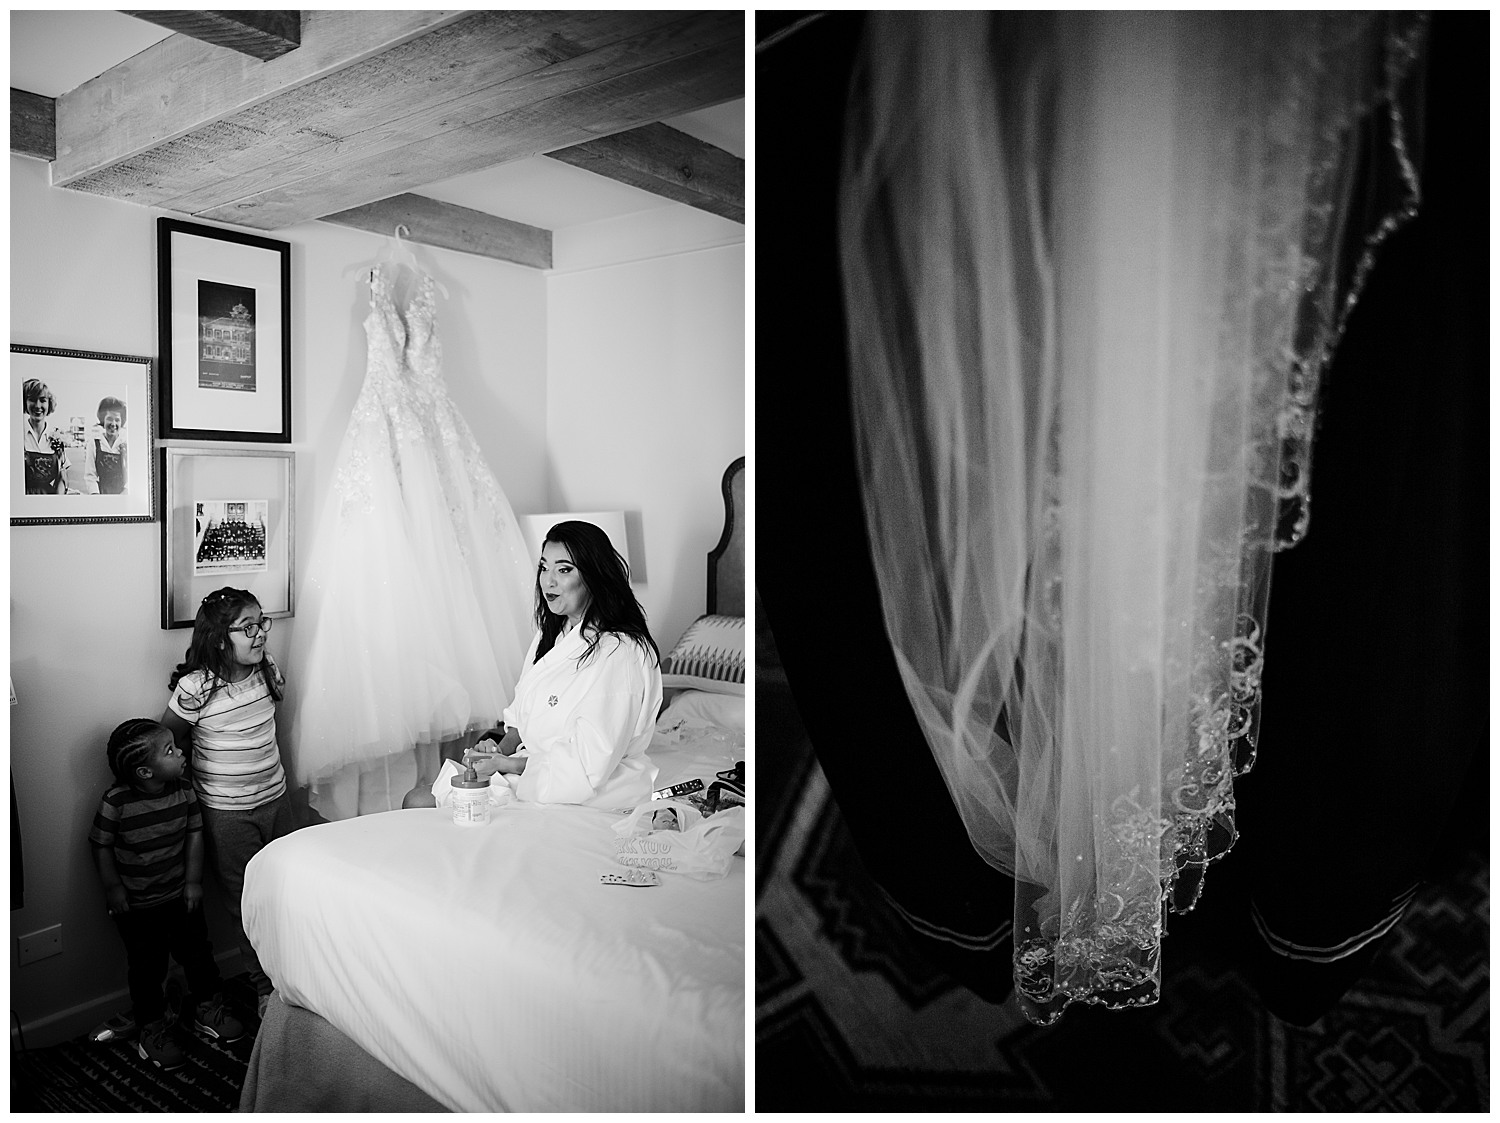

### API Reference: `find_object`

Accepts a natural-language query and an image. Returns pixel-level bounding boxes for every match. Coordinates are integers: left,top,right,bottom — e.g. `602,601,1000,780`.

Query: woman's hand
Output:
183,881,203,913
463,748,502,780
462,747,527,779
105,885,129,917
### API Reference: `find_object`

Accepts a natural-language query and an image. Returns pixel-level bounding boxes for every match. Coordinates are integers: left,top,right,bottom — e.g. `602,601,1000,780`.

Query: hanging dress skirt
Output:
290,263,535,819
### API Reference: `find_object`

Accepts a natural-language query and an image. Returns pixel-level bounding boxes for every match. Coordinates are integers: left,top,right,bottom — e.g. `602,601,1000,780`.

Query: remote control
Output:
651,778,704,801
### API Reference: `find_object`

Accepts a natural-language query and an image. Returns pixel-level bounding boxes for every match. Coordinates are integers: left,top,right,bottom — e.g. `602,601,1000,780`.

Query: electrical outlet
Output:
17,925,61,966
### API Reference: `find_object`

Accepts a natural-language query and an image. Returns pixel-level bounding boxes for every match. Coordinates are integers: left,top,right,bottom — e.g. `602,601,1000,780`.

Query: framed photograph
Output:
12,344,155,525
162,447,294,629
158,218,291,442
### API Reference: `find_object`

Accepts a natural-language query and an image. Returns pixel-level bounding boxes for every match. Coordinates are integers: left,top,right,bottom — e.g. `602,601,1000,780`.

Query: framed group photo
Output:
158,218,292,443
12,345,155,525
162,447,294,629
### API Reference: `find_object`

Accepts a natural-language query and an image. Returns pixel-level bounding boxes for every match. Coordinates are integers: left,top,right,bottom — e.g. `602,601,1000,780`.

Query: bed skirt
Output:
239,992,449,1113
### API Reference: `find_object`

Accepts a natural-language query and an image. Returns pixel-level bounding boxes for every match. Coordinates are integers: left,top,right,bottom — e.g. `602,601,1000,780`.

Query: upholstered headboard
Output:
706,457,745,617
659,458,747,701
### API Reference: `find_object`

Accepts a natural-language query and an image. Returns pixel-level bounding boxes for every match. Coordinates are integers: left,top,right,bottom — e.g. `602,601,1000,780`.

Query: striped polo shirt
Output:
169,659,287,811
88,781,201,907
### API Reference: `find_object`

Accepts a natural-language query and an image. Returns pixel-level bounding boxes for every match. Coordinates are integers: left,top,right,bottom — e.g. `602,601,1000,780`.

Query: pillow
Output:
660,614,745,696
659,689,746,734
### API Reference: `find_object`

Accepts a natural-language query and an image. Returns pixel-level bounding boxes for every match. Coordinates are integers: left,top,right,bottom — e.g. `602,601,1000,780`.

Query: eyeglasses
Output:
228,618,273,638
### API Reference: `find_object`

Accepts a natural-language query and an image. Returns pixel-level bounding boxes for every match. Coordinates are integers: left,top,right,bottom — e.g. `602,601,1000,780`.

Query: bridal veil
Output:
839,12,1426,1022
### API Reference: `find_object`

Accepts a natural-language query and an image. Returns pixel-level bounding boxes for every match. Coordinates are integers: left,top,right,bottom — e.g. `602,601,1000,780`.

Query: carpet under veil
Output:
755,682,1488,1112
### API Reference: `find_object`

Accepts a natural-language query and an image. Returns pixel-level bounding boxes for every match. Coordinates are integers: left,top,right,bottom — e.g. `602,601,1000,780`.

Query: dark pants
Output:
199,791,293,996
112,897,222,1026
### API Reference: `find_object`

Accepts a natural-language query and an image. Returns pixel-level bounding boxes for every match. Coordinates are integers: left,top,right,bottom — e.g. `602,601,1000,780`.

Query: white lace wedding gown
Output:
290,261,535,819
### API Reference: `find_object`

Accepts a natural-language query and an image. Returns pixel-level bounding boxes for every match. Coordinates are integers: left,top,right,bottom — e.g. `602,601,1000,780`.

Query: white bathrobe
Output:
504,626,662,809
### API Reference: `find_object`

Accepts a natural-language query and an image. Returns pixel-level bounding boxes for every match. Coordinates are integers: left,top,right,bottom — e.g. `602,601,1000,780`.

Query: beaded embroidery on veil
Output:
840,11,1426,1023
288,259,534,821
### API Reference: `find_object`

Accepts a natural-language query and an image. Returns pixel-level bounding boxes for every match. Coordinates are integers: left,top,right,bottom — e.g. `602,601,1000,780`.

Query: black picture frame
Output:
12,344,156,525
161,446,295,629
157,218,292,442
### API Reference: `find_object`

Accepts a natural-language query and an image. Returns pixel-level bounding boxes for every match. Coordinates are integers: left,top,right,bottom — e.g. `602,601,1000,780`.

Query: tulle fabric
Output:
288,263,535,821
839,12,1425,1022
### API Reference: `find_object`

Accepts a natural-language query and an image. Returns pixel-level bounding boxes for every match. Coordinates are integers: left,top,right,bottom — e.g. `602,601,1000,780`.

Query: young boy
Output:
89,718,245,1070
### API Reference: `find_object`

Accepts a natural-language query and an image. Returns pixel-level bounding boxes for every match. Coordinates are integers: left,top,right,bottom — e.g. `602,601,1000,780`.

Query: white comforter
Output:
242,733,744,1112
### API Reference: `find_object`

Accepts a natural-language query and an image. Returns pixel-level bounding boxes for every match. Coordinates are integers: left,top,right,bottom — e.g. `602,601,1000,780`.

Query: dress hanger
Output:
368,224,449,299
388,224,420,270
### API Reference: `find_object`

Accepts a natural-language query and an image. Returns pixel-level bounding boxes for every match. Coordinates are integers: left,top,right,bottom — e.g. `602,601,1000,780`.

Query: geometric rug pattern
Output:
1272,858,1488,1113
14,1028,254,1113
11,974,259,1112
756,709,1489,1112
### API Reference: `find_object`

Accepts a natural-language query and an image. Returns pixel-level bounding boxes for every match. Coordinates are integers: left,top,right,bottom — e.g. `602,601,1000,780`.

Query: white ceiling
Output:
8,10,746,232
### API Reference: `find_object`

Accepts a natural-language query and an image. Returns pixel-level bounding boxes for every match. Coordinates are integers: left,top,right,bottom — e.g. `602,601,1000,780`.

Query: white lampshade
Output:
521,511,631,573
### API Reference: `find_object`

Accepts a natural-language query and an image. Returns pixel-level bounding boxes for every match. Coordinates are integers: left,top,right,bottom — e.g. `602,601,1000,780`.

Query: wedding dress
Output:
289,260,535,820
839,12,1426,1022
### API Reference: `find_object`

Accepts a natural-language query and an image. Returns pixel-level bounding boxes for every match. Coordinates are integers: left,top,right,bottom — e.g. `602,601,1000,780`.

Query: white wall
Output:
9,155,744,1043
546,217,745,653
8,154,550,1041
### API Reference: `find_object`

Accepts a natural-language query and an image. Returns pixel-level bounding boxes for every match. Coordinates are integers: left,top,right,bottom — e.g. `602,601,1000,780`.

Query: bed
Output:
238,458,747,1112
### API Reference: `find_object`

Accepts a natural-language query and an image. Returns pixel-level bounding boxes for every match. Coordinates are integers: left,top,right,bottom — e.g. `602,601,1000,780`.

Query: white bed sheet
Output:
242,732,745,1112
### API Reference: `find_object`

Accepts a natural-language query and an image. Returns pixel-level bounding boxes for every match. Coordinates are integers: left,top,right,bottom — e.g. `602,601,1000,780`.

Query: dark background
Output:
755,10,1487,1106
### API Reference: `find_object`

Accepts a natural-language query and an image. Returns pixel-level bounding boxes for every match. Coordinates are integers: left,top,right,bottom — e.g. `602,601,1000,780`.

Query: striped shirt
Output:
88,782,201,907
168,657,287,811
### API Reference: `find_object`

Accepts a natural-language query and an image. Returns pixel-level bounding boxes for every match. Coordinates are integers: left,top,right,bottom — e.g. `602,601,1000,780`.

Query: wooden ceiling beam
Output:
18,89,745,228
53,10,470,186
546,123,743,224
196,30,742,229
320,193,552,270
11,89,55,161
52,10,742,232
119,11,303,61
159,11,719,221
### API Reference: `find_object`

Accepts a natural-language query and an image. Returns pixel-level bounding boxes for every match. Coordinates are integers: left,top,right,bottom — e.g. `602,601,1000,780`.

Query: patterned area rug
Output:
12,975,259,1112
755,689,1489,1112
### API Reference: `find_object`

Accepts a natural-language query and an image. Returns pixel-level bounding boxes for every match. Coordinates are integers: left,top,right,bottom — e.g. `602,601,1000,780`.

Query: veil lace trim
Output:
839,12,1427,1023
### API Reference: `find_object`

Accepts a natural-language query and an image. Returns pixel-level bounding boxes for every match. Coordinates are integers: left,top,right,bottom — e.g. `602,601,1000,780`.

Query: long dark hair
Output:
534,521,658,667
168,587,282,710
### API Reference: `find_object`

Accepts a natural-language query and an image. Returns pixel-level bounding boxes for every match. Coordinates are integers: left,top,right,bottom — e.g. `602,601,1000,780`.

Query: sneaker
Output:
189,993,245,1043
135,1018,186,1070
88,1009,135,1043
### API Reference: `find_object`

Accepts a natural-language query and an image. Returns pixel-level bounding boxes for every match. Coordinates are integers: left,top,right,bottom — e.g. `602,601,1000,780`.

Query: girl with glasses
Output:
160,587,291,1020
